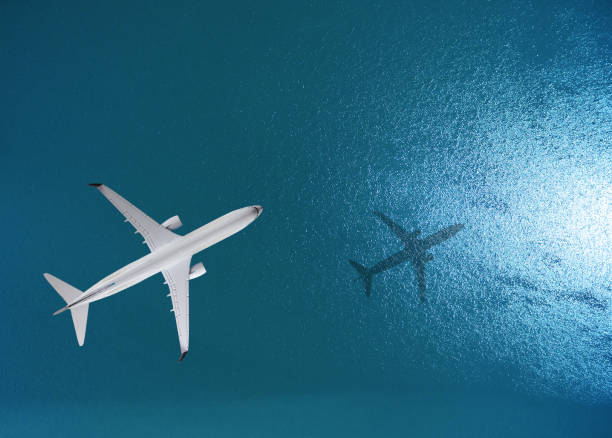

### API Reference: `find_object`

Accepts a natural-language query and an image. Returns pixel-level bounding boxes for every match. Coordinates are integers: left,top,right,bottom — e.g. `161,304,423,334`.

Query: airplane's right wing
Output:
162,257,191,361
374,211,417,245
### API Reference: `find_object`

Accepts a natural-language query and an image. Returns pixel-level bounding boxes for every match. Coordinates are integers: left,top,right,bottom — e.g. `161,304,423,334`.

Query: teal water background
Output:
1,1,611,436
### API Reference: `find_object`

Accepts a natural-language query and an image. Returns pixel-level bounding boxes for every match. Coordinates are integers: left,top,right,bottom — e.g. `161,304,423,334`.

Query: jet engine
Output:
161,215,182,230
189,262,206,280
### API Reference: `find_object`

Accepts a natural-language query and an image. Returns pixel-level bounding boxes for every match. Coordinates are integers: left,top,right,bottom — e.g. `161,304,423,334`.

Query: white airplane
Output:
44,184,262,361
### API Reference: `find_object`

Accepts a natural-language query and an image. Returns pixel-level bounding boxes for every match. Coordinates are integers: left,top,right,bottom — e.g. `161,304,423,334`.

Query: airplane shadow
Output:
349,211,464,302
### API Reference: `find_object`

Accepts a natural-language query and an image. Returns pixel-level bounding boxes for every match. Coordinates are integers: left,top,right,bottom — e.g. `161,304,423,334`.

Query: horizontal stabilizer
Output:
44,273,89,346
70,305,89,346
44,273,81,304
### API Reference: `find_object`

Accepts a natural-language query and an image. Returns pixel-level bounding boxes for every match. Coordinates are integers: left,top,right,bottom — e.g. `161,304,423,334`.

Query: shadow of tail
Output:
349,260,373,297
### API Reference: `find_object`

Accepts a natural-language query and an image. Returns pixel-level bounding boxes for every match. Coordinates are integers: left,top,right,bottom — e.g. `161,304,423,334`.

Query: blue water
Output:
1,1,611,436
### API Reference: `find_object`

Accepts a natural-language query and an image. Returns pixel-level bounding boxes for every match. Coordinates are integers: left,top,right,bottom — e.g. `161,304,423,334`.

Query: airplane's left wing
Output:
162,257,191,361
374,211,418,245
89,184,178,252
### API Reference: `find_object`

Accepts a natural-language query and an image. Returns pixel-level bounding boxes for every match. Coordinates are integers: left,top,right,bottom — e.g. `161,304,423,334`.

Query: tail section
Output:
349,260,373,297
67,306,88,347
43,273,89,346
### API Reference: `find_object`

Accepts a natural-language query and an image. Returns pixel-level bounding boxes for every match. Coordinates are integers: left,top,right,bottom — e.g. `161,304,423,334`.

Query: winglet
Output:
178,351,188,362
88,183,102,187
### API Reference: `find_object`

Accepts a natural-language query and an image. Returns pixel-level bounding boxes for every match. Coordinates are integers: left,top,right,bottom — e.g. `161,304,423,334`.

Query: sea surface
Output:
1,1,611,436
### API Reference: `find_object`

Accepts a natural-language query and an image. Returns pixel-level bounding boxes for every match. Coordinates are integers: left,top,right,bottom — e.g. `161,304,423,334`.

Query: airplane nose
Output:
253,205,263,216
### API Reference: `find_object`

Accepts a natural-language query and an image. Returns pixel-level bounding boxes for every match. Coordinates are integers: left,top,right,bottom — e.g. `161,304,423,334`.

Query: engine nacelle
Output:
161,215,182,230
189,262,206,280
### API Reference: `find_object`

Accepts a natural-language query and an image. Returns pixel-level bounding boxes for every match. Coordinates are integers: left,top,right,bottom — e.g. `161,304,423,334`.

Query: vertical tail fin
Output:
43,273,89,346
349,260,373,297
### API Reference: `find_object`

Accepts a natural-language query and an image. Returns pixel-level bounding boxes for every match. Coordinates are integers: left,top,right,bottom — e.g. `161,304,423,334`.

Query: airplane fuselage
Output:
67,206,261,309
369,247,423,274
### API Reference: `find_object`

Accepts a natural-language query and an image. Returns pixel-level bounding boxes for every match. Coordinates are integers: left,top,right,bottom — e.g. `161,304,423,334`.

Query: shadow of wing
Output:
413,259,426,302
374,211,415,244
